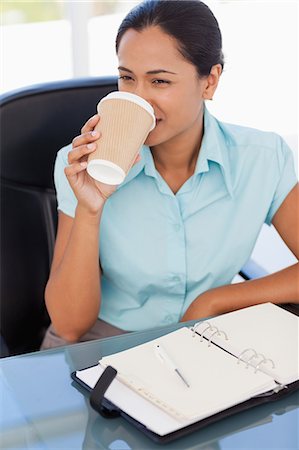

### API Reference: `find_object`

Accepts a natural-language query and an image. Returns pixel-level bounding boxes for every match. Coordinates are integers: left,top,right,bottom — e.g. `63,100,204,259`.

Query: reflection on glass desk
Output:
0,322,298,450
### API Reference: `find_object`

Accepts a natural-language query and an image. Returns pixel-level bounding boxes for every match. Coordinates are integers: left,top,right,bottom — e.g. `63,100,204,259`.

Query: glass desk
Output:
1,322,298,450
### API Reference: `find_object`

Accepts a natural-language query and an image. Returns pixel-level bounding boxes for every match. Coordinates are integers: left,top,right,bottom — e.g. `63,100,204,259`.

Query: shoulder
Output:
219,120,281,151
53,144,71,190
53,143,77,217
216,118,292,170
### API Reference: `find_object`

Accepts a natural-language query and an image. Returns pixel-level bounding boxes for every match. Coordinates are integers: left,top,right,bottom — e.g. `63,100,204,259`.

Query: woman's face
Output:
117,26,208,148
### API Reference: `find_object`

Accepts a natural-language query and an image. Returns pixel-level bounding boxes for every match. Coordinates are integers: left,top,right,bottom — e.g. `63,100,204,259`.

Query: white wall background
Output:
207,1,298,137
1,1,298,139
1,1,298,274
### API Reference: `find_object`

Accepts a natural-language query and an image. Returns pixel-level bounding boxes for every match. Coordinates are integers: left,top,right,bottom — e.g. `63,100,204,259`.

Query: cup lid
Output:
87,159,126,185
99,91,156,131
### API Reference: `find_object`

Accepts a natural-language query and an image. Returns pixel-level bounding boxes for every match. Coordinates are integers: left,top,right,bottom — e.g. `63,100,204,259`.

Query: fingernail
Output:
87,143,96,150
91,130,99,137
80,161,88,168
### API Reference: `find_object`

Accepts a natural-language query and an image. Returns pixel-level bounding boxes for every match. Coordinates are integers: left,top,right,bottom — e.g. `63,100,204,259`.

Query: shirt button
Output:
174,224,181,231
173,276,180,282
164,314,176,324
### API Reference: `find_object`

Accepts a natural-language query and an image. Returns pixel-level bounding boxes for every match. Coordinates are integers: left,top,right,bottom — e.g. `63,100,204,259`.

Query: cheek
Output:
156,91,178,114
168,98,202,127
163,88,202,122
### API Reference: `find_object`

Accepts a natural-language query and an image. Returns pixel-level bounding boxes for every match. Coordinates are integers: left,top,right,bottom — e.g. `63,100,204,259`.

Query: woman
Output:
42,0,298,349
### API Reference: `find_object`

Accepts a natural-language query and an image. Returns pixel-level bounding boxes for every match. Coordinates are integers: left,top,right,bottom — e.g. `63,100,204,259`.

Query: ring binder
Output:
187,318,286,381
72,303,299,444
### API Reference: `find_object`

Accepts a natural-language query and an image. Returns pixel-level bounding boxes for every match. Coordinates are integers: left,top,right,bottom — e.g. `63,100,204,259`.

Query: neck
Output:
151,111,204,174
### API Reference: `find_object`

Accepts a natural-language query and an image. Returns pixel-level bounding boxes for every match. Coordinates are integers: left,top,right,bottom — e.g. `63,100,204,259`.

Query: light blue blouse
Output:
54,107,297,330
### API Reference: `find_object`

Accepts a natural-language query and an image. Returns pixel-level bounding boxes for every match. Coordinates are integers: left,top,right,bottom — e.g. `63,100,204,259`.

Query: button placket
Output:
165,195,186,297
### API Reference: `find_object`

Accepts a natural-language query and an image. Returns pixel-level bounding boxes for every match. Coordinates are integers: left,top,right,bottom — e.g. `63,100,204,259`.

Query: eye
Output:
152,79,170,85
118,75,134,82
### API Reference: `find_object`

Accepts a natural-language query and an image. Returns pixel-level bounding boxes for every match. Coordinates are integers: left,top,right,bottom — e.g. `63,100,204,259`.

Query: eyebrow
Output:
118,66,177,75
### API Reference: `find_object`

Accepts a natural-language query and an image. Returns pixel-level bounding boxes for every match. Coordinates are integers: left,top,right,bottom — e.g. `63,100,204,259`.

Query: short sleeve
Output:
265,136,298,225
54,144,78,218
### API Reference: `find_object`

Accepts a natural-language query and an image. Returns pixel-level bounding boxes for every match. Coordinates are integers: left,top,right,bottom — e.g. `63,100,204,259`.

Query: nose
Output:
135,92,155,114
132,85,153,108
118,81,155,112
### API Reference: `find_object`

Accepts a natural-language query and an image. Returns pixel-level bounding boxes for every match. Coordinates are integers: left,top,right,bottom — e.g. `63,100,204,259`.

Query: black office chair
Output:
0,76,118,356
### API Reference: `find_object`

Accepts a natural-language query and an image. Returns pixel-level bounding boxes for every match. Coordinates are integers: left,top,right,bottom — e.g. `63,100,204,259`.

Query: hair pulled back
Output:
116,0,224,77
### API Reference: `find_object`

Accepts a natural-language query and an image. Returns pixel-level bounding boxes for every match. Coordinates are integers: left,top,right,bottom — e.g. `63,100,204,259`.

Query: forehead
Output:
117,26,190,72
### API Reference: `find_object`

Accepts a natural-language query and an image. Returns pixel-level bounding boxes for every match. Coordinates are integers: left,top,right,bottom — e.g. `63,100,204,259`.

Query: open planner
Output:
72,303,299,443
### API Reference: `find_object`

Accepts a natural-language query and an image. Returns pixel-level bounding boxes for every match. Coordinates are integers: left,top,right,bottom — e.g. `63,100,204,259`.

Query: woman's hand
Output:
65,114,140,215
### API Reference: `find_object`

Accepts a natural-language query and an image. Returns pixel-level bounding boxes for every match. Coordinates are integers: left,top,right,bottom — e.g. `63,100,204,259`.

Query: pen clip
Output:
154,344,165,363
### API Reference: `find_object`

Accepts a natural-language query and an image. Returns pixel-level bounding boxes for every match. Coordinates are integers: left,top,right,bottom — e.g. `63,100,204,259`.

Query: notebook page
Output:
75,358,274,437
74,364,185,436
200,303,299,385
100,327,276,422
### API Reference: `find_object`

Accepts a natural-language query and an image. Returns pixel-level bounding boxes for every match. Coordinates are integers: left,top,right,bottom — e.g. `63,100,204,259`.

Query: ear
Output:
203,64,222,100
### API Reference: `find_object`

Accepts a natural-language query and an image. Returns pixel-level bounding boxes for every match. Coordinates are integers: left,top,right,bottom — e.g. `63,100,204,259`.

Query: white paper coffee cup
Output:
87,91,155,185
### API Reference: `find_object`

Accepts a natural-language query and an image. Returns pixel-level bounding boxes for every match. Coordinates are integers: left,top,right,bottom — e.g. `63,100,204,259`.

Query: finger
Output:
81,114,100,134
68,142,97,165
72,129,100,150
64,161,88,179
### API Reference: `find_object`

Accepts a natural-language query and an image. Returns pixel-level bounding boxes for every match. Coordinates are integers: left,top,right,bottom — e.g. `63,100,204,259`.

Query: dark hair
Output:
116,0,224,77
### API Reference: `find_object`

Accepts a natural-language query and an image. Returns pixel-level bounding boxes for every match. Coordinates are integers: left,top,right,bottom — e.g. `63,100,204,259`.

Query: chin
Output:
144,128,165,147
144,135,156,147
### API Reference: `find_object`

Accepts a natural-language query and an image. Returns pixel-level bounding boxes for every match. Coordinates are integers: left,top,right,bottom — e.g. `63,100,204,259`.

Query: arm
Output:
45,115,116,342
45,115,141,341
45,209,102,343
181,183,299,321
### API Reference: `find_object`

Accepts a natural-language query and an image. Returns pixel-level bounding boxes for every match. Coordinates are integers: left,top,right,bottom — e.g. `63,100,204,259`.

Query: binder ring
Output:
208,329,228,347
198,322,214,342
255,358,275,373
207,328,218,346
219,330,229,341
191,321,203,337
246,352,265,369
237,348,257,365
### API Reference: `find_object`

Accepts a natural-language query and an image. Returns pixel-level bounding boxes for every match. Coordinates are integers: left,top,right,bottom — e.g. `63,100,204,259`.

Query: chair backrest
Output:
0,76,118,356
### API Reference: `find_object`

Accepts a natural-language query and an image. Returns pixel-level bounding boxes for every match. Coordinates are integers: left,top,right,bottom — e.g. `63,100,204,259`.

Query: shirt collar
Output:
117,146,156,190
195,106,233,197
119,106,233,197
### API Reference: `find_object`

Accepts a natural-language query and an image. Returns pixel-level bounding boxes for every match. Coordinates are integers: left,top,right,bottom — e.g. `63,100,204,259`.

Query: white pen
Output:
155,344,190,388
